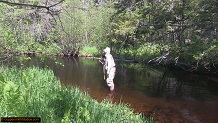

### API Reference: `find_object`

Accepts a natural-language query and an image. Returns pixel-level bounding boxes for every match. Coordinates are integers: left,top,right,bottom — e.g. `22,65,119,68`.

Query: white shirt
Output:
105,53,115,74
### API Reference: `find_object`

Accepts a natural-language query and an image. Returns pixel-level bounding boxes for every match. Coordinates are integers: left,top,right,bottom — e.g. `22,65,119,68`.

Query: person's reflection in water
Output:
106,91,114,102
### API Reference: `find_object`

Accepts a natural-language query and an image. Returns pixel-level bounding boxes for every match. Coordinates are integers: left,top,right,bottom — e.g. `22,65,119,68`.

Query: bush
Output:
136,43,161,61
80,46,100,56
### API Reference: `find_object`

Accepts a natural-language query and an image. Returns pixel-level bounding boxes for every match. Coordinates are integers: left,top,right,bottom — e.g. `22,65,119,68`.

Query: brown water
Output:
8,56,218,123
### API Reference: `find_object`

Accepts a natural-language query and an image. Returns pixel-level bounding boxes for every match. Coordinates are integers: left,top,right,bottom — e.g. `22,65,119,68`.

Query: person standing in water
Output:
103,47,116,91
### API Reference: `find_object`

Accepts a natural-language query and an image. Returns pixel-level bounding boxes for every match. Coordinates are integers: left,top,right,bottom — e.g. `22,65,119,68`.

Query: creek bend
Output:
7,56,218,123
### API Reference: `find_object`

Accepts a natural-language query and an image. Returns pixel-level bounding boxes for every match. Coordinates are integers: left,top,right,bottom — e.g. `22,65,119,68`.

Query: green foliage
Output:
118,43,161,61
118,48,135,60
109,0,218,70
80,46,100,56
57,0,114,51
0,0,62,54
110,6,141,48
0,67,152,122
1,0,218,70
136,43,161,61
0,0,115,54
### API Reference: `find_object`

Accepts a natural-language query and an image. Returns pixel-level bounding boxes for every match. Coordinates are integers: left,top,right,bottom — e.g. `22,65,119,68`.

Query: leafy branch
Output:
0,0,65,11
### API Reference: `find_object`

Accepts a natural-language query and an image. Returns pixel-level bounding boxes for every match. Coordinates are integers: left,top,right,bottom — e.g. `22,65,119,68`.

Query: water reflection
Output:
4,56,218,123
159,68,217,101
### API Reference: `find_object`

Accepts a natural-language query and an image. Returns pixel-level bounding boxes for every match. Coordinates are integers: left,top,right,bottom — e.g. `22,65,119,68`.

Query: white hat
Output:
104,47,110,53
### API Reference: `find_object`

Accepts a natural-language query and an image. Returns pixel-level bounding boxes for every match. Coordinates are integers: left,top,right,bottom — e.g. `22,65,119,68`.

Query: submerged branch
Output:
147,51,218,74
148,52,169,64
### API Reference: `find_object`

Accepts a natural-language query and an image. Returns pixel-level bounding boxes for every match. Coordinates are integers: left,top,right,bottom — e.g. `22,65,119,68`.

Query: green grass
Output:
0,67,153,123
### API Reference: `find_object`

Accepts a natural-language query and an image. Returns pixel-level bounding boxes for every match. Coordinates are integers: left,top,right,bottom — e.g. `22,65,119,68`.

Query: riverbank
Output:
0,66,152,123
3,46,218,76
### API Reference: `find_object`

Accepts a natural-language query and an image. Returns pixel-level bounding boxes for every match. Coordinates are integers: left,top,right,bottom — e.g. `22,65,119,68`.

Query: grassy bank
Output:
0,67,152,123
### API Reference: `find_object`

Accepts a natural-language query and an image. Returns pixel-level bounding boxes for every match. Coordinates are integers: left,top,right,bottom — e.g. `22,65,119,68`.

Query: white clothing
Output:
104,52,116,91
105,53,115,74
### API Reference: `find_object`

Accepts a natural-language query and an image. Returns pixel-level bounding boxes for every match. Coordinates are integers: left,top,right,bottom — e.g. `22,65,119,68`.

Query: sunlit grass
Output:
0,67,153,123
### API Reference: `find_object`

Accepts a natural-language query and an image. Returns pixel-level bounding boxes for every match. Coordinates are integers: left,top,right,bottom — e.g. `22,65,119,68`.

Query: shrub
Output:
80,46,100,56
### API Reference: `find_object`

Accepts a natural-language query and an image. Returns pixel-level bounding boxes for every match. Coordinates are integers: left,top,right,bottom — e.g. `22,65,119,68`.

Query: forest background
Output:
0,0,218,74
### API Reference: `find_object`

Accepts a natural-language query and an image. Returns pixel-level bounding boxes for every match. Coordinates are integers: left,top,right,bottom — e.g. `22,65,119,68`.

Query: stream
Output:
5,56,218,123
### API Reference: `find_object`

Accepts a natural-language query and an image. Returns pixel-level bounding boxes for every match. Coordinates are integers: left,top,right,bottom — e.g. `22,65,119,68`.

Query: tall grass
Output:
0,67,153,123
